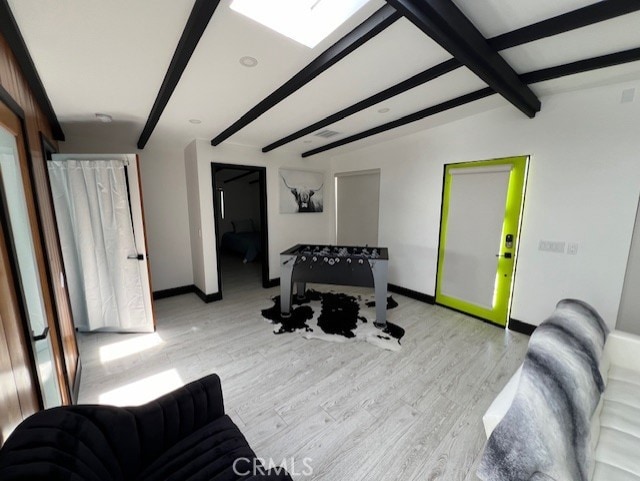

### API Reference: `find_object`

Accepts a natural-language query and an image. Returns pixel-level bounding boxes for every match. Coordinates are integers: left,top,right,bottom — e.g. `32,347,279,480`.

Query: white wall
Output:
60,122,193,292
187,140,333,295
184,141,205,292
326,81,640,328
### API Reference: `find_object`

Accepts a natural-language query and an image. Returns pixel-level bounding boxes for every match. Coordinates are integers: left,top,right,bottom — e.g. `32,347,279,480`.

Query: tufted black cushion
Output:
0,374,292,481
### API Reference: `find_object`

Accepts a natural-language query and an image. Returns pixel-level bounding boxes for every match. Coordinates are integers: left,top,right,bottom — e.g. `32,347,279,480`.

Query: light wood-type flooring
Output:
78,255,529,480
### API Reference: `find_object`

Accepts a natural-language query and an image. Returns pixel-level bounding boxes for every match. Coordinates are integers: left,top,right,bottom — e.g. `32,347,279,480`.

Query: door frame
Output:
211,163,270,292
434,156,529,327
39,134,81,402
334,168,381,246
49,153,156,333
0,98,47,411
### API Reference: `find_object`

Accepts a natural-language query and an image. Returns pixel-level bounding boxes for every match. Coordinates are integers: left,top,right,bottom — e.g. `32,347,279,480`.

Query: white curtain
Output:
48,160,148,332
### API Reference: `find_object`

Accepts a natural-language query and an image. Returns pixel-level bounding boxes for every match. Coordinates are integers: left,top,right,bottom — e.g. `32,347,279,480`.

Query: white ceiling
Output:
8,0,640,156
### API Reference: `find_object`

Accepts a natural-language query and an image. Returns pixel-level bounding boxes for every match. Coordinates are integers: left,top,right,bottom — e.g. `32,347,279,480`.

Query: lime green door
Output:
435,156,528,327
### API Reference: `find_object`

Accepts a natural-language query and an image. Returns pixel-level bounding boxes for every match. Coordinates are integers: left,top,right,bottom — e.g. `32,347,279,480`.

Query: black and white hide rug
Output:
261,289,405,351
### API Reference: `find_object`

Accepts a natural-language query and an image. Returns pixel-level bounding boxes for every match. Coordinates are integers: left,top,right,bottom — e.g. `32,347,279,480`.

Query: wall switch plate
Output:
567,243,579,255
539,240,566,253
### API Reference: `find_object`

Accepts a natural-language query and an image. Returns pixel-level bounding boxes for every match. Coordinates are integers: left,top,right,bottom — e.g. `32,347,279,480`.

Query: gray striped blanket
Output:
477,299,609,481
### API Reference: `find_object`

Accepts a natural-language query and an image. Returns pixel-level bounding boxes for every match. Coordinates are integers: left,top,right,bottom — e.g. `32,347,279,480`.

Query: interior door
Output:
0,218,40,443
50,154,155,332
0,103,61,410
436,157,528,326
336,170,381,246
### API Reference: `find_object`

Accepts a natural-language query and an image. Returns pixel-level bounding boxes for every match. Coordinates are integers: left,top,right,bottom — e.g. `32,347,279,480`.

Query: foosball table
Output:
280,244,389,327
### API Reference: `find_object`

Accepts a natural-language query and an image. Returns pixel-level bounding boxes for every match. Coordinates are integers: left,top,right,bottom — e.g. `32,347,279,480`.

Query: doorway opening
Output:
335,169,381,246
211,163,269,296
435,156,529,327
48,154,155,333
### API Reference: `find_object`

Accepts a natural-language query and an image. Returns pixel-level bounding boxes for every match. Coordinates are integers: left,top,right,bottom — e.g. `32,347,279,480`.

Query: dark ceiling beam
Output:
210,5,401,146
301,88,494,157
0,0,64,140
223,170,256,184
302,47,640,157
262,58,461,152
521,46,640,84
137,0,220,149
264,1,640,152
386,0,540,117
488,0,640,51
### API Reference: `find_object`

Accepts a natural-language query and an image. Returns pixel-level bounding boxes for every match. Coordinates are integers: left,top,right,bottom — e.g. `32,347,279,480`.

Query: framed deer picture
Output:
279,168,324,213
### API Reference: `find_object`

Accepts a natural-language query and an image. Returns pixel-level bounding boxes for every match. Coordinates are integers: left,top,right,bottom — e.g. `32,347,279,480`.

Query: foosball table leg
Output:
295,282,306,300
370,260,388,328
280,255,296,318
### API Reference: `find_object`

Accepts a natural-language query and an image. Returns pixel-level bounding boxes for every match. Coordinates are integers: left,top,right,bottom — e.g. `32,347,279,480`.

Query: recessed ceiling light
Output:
189,119,202,124
239,56,258,67
230,0,370,48
377,107,390,113
95,113,112,123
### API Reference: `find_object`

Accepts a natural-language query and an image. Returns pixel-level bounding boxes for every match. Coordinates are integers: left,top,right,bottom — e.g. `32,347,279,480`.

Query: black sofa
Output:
0,374,292,481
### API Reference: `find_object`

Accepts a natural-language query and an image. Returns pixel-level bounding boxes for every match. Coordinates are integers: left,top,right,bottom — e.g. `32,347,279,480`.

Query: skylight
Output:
230,0,371,48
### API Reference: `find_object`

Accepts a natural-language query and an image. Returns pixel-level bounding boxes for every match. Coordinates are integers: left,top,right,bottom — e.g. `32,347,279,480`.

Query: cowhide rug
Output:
261,289,404,351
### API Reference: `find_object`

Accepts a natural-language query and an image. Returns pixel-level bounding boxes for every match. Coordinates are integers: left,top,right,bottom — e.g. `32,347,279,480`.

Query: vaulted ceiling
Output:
7,0,640,157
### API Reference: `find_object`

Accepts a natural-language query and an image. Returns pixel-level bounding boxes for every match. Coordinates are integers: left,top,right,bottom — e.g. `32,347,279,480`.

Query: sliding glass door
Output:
0,119,61,408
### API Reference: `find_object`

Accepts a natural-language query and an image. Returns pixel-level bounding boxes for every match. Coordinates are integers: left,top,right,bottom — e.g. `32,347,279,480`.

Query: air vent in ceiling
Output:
315,129,340,138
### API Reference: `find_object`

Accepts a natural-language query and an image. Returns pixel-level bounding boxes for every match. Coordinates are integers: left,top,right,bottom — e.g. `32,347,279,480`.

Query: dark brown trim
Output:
152,284,222,303
488,0,640,51
0,0,64,140
137,0,220,149
386,0,540,118
266,278,280,288
0,83,24,120
211,5,401,146
508,318,537,336
153,284,195,300
264,1,639,152
388,283,435,304
194,286,222,303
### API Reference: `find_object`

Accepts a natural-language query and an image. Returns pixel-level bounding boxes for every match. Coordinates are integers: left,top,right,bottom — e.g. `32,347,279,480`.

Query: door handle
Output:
32,327,49,342
495,252,513,259
127,254,145,260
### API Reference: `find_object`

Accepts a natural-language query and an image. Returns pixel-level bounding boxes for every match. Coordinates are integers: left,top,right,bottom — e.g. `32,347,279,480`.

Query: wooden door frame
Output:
0,100,44,412
132,154,157,331
211,163,270,293
1,93,72,405
39,133,81,402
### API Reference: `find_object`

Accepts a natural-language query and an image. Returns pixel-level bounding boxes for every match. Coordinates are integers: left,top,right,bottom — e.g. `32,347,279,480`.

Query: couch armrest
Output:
482,366,522,439
605,330,640,371
127,373,226,467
